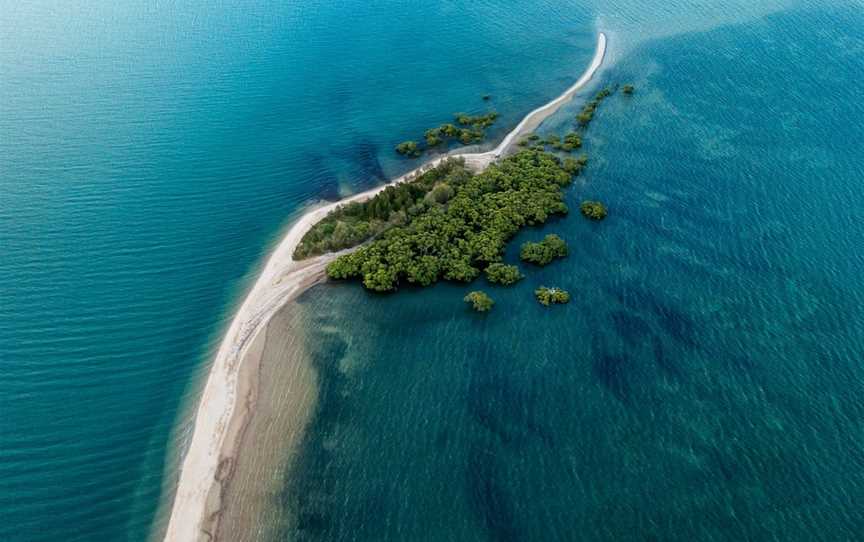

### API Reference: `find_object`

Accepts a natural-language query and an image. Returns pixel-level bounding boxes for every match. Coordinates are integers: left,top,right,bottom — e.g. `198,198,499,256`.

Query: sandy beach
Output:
162,31,606,542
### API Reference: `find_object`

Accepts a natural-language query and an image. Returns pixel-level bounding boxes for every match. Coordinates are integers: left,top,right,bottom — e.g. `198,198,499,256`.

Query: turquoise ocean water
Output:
2,1,862,540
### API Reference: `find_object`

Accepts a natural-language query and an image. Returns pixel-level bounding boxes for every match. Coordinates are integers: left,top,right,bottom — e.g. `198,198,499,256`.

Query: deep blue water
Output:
2,1,862,541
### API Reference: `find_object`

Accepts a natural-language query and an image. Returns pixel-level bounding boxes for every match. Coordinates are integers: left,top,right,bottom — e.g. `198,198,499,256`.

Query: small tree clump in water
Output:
576,86,614,127
464,291,494,312
561,132,582,151
425,128,444,147
484,263,523,285
535,286,570,306
520,234,568,266
395,141,421,157
622,84,635,95
580,200,608,220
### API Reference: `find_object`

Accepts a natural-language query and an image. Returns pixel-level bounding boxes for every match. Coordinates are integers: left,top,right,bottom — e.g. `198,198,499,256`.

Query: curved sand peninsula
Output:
163,31,606,542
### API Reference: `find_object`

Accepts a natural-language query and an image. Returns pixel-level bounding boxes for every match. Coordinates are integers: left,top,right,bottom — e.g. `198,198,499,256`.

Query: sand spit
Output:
162,31,606,542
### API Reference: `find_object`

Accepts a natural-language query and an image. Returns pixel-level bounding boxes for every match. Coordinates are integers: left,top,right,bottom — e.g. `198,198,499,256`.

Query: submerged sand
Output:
161,31,606,542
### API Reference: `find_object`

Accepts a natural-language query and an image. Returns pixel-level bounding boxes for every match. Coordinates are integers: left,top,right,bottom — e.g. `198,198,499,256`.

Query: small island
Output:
622,84,635,95
520,234,569,266
464,290,494,311
535,286,571,306
580,200,608,220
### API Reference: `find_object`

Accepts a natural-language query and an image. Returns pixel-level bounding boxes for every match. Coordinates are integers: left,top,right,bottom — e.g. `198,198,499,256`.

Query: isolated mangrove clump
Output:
622,84,635,95
464,290,494,312
535,286,570,306
395,140,421,157
580,200,608,220
484,263,523,285
520,234,569,266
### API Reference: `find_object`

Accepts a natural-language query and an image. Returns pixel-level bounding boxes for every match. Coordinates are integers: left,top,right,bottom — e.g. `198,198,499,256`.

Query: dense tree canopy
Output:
325,149,577,291
519,234,568,266
294,159,469,259
464,291,494,312
535,286,571,306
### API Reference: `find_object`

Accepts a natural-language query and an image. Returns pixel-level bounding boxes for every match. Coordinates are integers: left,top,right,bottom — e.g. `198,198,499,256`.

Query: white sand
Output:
162,31,606,542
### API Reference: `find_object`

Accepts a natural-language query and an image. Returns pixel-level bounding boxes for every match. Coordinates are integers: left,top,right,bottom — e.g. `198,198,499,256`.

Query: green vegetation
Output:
484,263,523,285
562,132,582,151
580,200,608,220
521,131,581,153
406,112,498,156
294,159,469,259
317,83,632,297
324,150,577,291
464,290,494,312
482,94,492,101
622,84,635,95
535,286,570,306
395,141,421,157
458,128,485,144
562,154,588,175
424,128,443,147
577,86,614,127
455,111,499,128
544,134,561,148
519,234,568,266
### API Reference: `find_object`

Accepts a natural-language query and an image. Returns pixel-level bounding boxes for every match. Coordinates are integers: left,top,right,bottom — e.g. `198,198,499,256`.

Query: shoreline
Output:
161,31,606,542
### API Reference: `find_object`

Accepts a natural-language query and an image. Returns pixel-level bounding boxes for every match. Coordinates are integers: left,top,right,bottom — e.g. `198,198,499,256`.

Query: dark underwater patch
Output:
468,372,554,447
611,310,652,347
591,352,632,404
278,328,353,540
651,336,682,378
466,442,523,542
349,141,387,191
653,301,700,349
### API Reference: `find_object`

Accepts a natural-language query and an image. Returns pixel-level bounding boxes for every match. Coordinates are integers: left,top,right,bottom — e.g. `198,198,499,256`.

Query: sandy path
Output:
162,31,606,542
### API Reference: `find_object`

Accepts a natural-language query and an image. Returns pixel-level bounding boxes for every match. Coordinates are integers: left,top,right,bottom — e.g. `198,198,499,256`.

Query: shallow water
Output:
1,1,862,540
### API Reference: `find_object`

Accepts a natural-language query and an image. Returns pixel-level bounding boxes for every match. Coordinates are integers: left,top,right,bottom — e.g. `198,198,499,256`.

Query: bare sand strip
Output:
162,31,606,542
